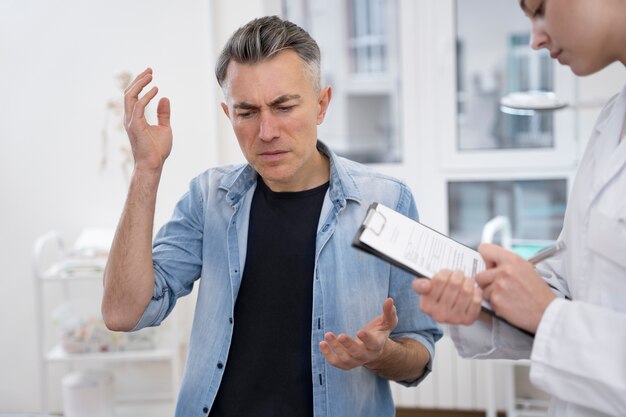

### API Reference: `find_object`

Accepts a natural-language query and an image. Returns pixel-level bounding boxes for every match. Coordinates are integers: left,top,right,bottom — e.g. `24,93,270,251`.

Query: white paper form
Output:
358,203,486,279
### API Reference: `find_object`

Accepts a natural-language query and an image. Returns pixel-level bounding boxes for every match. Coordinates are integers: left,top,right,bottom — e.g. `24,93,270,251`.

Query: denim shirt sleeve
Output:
132,177,205,331
388,184,443,386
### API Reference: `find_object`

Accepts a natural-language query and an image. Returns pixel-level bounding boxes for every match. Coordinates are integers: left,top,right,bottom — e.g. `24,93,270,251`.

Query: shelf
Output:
515,410,549,417
46,345,175,363
117,391,175,403
114,401,175,417
40,261,106,282
41,270,105,282
35,230,180,413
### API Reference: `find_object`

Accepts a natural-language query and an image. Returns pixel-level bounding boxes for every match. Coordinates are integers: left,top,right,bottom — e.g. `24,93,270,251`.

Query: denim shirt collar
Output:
218,140,362,208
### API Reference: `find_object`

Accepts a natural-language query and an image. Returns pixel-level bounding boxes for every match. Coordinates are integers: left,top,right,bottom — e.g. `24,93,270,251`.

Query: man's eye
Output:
237,111,255,118
276,106,294,113
533,3,544,17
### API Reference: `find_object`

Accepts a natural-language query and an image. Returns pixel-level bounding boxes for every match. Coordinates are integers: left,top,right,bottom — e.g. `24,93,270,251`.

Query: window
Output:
456,0,554,151
448,179,567,256
282,0,402,163
348,0,387,74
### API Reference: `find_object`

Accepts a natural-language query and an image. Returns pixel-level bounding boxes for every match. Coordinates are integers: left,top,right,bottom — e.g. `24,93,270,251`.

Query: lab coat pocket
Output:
587,208,626,269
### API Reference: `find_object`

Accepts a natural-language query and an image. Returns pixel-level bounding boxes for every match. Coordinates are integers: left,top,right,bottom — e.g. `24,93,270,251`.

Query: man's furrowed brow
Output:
233,102,258,110
269,94,302,106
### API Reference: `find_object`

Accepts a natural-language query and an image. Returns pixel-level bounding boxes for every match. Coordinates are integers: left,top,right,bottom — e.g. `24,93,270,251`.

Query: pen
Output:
527,241,566,265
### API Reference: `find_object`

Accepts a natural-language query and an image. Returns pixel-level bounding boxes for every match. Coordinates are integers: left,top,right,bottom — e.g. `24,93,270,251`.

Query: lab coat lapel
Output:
591,87,626,200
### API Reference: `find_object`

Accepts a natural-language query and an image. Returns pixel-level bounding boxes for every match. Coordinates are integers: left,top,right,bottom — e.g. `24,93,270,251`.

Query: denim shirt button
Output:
203,406,209,413
229,317,233,324
217,362,224,369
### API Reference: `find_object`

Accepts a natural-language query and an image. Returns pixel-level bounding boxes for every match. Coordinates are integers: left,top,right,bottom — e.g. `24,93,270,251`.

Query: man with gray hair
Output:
102,15,441,417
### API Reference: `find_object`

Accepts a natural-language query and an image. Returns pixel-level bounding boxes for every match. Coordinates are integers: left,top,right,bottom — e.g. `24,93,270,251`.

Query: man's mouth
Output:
259,150,288,161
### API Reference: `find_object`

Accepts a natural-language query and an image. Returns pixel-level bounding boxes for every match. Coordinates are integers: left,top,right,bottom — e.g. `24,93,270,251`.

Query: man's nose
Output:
530,21,549,50
259,112,280,142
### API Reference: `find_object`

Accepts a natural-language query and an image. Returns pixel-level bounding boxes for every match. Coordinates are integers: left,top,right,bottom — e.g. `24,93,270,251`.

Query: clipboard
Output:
352,203,484,279
352,203,534,337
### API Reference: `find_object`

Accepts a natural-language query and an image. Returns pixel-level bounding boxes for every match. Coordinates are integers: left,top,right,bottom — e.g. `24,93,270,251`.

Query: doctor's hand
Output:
124,67,172,173
320,298,398,371
413,270,483,325
476,243,556,334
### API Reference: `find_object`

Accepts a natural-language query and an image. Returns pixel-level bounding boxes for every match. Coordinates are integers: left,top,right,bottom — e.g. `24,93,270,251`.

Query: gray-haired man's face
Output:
220,50,332,192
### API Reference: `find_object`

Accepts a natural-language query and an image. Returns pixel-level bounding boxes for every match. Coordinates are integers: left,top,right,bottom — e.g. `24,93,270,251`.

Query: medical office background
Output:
0,0,622,416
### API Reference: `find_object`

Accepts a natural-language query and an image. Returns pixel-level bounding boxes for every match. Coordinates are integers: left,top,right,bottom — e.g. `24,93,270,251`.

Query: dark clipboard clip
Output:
362,206,387,236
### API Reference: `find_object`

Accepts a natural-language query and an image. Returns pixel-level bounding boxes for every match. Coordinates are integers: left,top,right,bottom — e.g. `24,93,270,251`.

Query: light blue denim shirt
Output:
133,142,442,417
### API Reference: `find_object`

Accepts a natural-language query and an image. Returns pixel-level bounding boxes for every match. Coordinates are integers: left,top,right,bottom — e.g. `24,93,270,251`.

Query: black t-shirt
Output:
209,177,329,417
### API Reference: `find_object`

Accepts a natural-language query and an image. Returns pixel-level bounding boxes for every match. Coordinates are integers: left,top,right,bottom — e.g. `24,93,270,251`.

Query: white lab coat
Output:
451,84,626,417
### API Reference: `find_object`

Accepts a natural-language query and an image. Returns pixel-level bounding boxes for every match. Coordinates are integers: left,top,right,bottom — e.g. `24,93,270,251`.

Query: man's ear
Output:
221,102,230,120
316,86,332,125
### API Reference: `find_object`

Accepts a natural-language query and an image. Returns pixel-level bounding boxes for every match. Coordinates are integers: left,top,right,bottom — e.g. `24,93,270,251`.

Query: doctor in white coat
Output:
414,0,626,416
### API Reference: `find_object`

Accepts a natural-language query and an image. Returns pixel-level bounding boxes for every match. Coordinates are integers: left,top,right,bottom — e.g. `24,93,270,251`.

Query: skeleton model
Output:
100,71,133,184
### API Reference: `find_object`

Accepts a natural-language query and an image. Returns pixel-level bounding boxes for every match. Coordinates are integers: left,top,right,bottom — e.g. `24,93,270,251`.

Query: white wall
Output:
0,0,285,412
0,0,217,412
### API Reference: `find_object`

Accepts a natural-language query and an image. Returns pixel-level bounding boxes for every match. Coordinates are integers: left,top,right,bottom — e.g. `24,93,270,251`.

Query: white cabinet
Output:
505,360,550,417
34,230,181,416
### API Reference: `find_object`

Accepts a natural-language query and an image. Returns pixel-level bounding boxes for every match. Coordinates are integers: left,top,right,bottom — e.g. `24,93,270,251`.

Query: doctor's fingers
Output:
449,278,483,324
413,278,432,296
421,271,472,323
437,271,469,310
123,69,154,125
476,250,533,289
418,270,453,315
479,269,520,309
465,291,484,324
435,271,481,323
425,269,456,301
478,243,517,268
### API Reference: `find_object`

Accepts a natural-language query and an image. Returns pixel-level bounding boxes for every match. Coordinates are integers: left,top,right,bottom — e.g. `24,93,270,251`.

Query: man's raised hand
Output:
123,68,172,173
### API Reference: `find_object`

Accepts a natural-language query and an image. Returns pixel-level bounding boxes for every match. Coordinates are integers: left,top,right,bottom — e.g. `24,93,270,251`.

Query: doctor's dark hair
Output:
215,15,321,92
